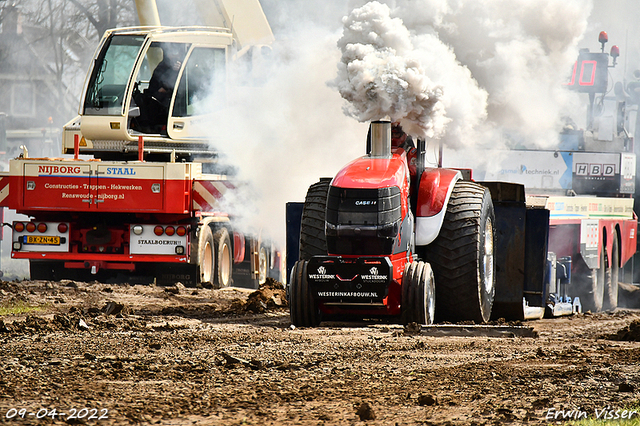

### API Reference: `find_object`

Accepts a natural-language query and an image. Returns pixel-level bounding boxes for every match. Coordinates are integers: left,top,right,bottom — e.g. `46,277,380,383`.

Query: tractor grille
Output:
325,186,402,255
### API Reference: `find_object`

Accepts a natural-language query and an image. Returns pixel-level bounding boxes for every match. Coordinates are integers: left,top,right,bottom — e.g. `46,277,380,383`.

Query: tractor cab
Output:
63,27,234,161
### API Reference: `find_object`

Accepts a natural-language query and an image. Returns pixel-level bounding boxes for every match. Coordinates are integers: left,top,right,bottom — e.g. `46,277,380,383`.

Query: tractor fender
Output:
415,168,462,246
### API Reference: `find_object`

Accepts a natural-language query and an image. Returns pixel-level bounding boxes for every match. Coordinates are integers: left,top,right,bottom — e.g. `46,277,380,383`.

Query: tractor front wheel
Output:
401,261,436,325
289,260,321,327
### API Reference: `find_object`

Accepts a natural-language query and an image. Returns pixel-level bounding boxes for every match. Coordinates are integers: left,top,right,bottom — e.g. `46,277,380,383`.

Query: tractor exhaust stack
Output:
370,120,392,158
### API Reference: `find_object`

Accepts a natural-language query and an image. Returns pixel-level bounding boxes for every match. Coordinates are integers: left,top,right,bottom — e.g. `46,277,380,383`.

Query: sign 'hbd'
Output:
571,152,635,195
575,163,615,177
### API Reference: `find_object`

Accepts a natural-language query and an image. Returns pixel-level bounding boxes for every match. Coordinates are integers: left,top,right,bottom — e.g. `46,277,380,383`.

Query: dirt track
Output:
1,278,640,425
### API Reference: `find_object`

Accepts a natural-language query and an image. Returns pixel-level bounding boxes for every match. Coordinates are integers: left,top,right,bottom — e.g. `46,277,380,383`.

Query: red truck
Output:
0,2,282,287
0,155,280,287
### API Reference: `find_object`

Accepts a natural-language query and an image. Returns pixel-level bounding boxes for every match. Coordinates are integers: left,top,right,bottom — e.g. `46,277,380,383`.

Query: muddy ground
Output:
1,278,640,425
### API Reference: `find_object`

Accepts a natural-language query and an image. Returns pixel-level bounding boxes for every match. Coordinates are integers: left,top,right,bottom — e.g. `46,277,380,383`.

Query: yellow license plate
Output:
24,235,61,245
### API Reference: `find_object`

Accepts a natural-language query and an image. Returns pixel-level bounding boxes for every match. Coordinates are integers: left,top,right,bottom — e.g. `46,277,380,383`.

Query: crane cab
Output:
63,27,238,161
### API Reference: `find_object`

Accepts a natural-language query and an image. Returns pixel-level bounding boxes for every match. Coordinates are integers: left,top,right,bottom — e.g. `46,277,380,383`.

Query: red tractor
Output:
288,120,496,326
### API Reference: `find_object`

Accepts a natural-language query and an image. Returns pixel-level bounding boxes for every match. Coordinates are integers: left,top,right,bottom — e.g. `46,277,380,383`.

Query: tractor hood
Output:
326,149,412,256
331,149,410,191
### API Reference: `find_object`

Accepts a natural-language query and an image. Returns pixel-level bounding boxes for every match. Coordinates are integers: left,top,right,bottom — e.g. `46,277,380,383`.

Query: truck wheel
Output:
214,228,233,287
289,260,321,327
258,245,268,285
425,181,495,323
198,225,215,285
605,232,620,310
299,178,331,260
401,261,436,325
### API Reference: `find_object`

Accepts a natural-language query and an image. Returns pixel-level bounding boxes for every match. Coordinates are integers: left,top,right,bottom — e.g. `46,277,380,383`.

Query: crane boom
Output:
133,0,274,49
196,0,274,49
134,0,161,27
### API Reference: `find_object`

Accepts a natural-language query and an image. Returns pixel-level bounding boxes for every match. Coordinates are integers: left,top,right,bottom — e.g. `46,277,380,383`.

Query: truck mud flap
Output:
155,264,198,287
480,182,549,320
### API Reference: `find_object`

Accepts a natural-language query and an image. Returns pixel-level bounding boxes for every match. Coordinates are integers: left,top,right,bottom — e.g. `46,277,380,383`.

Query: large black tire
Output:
401,261,436,325
605,231,620,310
425,181,495,323
198,225,215,285
299,178,331,260
289,260,321,327
213,228,233,288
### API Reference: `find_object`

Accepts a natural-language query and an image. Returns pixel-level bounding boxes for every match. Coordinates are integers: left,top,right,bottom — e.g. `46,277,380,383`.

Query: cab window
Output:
172,47,226,117
129,42,189,134
84,35,145,116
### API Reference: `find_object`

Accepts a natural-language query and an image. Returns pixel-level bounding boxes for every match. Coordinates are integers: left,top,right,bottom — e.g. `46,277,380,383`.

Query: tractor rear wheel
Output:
299,178,331,260
401,261,436,325
289,260,321,327
425,181,495,323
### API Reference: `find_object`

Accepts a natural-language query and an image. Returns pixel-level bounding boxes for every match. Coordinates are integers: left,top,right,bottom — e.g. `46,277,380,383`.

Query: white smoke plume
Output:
333,0,593,149
198,22,366,246
162,0,612,244
199,0,594,245
332,1,450,139
411,0,592,148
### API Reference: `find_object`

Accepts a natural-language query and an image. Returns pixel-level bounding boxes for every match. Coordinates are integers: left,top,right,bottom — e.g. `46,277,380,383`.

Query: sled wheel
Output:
401,261,436,325
299,178,331,260
198,225,215,286
289,260,321,327
605,231,619,311
425,181,495,323
214,228,233,288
